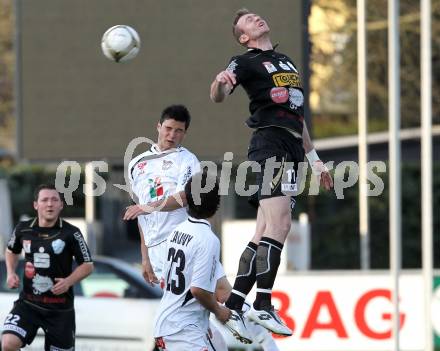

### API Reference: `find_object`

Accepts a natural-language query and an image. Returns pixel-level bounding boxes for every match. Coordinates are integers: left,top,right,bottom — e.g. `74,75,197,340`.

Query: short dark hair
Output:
185,170,220,219
232,8,250,45
160,104,191,130
34,184,61,201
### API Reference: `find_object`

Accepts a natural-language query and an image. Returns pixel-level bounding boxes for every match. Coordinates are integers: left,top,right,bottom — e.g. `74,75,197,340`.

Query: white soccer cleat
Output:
223,310,253,344
247,306,293,336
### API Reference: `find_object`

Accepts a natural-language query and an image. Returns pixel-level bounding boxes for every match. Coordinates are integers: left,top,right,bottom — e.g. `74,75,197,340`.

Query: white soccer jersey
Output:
128,144,200,246
154,217,220,338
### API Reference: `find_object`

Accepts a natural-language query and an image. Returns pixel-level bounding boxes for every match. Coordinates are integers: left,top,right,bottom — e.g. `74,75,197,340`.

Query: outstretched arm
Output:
123,191,187,220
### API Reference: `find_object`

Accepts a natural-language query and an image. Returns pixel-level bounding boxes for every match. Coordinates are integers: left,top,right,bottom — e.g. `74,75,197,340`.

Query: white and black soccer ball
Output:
101,25,140,63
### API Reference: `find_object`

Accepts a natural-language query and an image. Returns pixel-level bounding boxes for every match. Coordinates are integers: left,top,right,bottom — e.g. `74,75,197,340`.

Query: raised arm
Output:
210,70,236,103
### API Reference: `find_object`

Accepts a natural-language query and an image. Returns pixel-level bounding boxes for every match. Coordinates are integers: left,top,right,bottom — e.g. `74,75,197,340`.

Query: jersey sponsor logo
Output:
210,255,216,282
279,61,292,71
34,250,50,268
272,72,302,88
137,161,147,170
7,229,16,249
162,160,173,170
288,88,304,109
52,239,65,254
270,87,289,103
23,239,31,253
263,61,277,73
181,166,192,186
32,274,53,294
136,161,147,175
227,59,238,73
73,231,91,262
2,324,27,338
25,262,36,279
287,61,298,72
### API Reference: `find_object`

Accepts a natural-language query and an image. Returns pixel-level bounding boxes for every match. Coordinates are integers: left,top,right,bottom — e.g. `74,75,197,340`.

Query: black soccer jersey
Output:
7,218,93,310
227,48,304,135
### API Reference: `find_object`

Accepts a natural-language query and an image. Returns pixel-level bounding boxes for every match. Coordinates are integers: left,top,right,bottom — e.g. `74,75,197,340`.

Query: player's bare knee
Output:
265,219,291,237
1,334,23,351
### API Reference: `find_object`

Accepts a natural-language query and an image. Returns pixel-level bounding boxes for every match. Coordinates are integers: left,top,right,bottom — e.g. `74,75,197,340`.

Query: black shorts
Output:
2,299,75,350
247,127,305,208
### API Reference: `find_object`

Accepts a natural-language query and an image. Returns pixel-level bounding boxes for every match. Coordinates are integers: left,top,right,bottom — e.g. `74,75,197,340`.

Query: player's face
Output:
237,13,270,44
33,189,63,224
156,118,187,151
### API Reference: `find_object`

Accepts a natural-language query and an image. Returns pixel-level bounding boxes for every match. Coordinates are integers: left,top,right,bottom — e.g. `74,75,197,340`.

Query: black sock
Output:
254,236,283,310
225,242,258,311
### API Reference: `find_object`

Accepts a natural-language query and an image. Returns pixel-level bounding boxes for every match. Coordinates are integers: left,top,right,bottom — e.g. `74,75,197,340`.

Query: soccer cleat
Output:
223,309,253,344
246,305,293,336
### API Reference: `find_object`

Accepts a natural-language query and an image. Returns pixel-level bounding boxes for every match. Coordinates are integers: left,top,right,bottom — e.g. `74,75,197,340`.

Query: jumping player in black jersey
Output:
210,9,333,336
1,184,94,351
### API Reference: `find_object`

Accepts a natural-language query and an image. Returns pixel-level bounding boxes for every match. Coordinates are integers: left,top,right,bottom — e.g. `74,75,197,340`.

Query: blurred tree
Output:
0,0,14,150
310,0,440,138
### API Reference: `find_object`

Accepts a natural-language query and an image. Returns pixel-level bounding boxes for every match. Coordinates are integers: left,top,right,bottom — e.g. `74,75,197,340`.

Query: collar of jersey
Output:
150,144,181,155
29,217,63,228
247,43,279,53
188,216,211,227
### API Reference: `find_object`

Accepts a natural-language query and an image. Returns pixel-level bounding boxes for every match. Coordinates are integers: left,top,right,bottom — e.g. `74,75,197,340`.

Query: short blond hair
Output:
232,8,250,45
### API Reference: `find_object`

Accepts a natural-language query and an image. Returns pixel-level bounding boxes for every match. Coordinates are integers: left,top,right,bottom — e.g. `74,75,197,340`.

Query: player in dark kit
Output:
210,9,333,336
1,184,94,351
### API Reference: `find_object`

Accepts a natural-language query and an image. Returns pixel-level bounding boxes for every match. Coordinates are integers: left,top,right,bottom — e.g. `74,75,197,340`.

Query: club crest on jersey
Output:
263,61,277,73
52,239,65,254
149,177,164,199
162,160,173,170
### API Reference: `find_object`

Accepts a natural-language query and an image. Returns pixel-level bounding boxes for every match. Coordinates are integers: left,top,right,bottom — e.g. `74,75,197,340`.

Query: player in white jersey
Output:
124,105,276,349
124,105,200,283
154,171,231,350
123,105,243,349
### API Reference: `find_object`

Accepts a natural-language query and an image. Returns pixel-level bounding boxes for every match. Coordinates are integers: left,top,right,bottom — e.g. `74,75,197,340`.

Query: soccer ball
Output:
101,25,140,63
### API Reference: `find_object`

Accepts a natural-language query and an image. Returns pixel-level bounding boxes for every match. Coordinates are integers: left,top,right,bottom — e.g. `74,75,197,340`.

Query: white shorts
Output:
155,324,209,351
207,320,228,351
148,240,168,279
